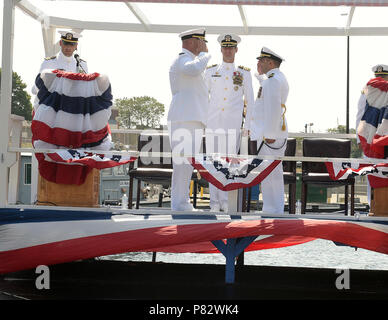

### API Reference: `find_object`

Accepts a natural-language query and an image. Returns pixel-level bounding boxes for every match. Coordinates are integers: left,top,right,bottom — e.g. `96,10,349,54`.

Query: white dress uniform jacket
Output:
168,48,211,125
355,88,371,205
167,48,211,211
356,89,367,144
205,62,254,210
246,68,289,214
205,62,254,132
39,51,88,73
246,68,289,141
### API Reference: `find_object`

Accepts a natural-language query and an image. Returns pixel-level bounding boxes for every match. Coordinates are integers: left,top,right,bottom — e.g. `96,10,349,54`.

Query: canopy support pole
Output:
346,35,350,134
0,0,17,207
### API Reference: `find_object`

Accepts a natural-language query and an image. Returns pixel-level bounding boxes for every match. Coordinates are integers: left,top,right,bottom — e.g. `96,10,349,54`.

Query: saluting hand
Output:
199,40,208,53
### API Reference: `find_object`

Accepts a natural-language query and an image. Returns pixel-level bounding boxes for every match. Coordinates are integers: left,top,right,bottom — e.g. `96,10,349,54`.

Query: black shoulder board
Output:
238,65,250,71
44,56,56,60
179,52,185,55
268,73,275,78
206,64,218,69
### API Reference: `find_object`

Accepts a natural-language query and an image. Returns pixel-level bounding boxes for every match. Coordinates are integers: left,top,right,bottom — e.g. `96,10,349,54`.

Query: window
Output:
24,163,31,185
114,164,127,176
101,168,113,176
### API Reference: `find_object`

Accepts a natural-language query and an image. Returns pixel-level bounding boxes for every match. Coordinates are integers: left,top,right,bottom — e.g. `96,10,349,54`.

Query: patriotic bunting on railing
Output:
325,161,388,188
190,155,280,191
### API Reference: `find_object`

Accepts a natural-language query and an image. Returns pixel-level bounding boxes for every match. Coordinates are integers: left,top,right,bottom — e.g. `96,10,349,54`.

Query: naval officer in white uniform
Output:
245,47,289,214
39,30,88,73
167,28,211,211
205,34,255,212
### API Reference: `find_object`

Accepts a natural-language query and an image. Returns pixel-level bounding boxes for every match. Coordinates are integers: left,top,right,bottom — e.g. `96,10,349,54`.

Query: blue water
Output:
101,238,388,271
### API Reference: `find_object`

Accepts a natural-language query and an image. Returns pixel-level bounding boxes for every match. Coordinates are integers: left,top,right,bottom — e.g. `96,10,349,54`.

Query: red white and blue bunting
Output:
190,155,280,191
0,208,387,274
357,77,388,159
31,70,135,184
325,161,388,188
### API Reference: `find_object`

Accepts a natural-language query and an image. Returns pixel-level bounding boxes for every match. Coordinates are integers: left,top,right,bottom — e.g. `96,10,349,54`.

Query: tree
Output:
115,96,165,129
0,69,33,121
327,125,362,158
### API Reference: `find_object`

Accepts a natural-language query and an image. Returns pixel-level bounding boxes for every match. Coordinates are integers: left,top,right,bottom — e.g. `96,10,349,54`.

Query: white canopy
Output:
15,0,388,43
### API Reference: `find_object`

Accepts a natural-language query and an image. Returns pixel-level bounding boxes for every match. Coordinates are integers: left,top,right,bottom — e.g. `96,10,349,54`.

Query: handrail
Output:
110,128,357,140
8,146,388,164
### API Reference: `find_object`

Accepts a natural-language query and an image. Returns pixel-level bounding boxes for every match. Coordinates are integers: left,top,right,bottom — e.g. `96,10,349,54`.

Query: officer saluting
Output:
168,28,211,211
205,33,254,212
245,47,289,214
39,30,88,73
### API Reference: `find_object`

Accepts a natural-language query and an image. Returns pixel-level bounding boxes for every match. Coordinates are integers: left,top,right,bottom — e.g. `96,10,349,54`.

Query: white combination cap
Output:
179,28,207,42
257,46,284,63
58,30,82,43
217,34,241,47
372,64,388,75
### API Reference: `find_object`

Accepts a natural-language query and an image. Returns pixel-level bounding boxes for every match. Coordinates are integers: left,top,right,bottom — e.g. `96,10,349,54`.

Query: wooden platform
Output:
37,169,100,207
370,187,388,217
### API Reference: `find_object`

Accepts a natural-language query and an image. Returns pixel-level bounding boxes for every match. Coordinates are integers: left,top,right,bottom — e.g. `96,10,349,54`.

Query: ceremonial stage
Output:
1,204,388,299
1,205,388,301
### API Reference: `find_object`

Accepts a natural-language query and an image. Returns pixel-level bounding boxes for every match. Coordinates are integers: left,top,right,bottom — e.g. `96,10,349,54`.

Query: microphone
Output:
74,53,86,73
74,53,81,66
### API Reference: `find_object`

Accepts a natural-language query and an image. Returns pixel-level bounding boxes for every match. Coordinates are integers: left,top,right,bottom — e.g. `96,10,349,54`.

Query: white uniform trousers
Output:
363,154,371,206
206,129,240,210
168,121,205,211
257,138,287,214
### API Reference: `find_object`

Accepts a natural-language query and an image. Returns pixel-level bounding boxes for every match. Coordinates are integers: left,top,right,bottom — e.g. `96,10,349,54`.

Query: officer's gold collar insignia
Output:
206,64,218,69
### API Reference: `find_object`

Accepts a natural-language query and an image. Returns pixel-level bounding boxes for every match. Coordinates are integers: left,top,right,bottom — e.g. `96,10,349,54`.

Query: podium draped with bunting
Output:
32,69,136,206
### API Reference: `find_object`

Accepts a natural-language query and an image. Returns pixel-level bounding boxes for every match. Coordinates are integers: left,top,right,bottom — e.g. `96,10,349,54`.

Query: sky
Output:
2,1,388,133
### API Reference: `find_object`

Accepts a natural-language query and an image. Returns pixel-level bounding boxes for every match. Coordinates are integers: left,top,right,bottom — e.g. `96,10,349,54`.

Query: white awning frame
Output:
14,0,388,37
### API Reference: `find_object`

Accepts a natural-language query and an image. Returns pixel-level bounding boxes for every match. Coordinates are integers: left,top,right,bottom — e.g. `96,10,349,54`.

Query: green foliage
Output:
0,69,33,121
115,96,165,129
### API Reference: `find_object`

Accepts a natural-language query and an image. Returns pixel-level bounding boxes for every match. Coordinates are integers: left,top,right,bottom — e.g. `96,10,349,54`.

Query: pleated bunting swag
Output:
190,155,281,191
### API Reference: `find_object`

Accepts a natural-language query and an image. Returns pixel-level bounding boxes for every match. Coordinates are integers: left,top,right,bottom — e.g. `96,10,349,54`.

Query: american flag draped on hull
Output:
0,207,387,274
31,69,136,185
